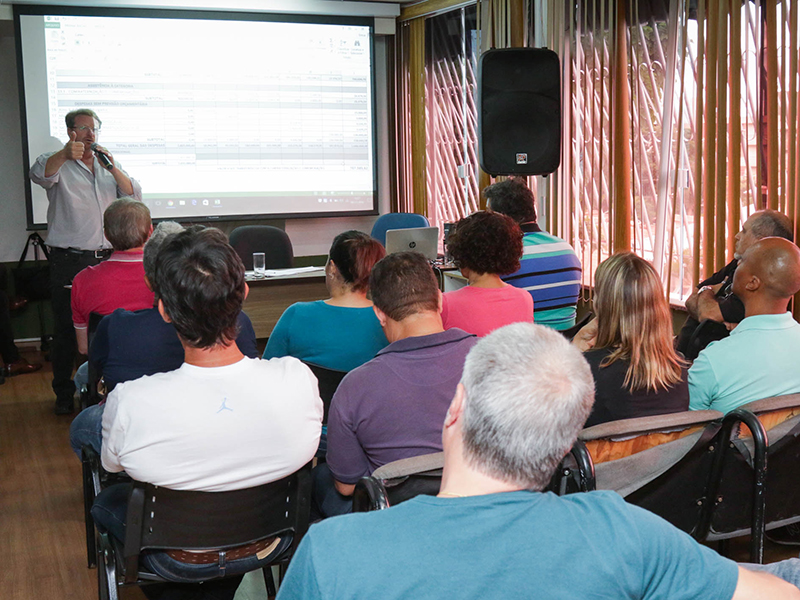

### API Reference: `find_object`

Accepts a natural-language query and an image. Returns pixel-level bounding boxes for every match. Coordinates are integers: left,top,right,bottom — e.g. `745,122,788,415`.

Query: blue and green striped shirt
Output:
502,223,582,331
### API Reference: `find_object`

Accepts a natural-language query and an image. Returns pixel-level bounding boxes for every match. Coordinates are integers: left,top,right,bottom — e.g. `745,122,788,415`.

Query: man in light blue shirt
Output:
689,237,800,413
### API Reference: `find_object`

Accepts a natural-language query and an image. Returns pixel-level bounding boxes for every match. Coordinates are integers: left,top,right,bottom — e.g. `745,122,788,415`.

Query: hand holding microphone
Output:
90,143,115,171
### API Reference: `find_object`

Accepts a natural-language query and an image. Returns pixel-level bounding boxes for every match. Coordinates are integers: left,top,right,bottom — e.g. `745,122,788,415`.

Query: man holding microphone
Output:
30,108,142,415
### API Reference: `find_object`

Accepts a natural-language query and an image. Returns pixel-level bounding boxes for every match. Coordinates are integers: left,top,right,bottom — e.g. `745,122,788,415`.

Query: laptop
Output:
385,226,440,261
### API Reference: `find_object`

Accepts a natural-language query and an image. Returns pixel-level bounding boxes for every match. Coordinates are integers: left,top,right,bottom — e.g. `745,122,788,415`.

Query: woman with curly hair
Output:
573,252,689,427
264,230,388,371
441,210,533,336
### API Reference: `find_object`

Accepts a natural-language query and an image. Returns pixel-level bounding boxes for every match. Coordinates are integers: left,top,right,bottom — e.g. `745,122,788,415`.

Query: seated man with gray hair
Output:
68,222,258,458
278,322,800,600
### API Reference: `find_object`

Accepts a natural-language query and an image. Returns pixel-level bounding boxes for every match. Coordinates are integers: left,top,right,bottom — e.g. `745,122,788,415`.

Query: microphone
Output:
90,143,114,171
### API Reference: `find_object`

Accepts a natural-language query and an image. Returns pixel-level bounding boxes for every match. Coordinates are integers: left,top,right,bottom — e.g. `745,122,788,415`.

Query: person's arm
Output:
326,381,371,495
695,283,725,322
71,278,88,355
733,566,800,599
572,317,598,351
89,143,137,197
100,386,126,473
43,130,84,177
75,327,89,356
688,352,719,411
263,305,294,359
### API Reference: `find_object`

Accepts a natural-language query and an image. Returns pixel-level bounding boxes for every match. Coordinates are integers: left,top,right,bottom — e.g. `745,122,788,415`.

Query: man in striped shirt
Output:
485,178,582,331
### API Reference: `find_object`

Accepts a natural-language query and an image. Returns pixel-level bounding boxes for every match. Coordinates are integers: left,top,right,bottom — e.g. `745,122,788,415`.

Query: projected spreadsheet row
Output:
51,81,370,167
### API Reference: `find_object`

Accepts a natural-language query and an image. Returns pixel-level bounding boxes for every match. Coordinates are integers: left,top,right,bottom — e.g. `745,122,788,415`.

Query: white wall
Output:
0,13,394,262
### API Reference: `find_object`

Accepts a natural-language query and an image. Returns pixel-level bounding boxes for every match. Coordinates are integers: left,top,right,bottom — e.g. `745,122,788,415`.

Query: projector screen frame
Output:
14,4,381,231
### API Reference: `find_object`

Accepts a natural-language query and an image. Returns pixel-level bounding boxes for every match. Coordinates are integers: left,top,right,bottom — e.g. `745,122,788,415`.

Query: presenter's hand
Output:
64,130,84,161
92,144,116,168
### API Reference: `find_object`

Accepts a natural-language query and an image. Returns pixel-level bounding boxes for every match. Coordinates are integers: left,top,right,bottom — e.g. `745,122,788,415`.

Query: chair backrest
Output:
229,225,293,271
353,441,595,513
302,361,348,424
370,213,430,246
365,452,444,510
683,318,729,361
85,312,107,407
705,397,800,563
123,464,312,581
580,410,725,537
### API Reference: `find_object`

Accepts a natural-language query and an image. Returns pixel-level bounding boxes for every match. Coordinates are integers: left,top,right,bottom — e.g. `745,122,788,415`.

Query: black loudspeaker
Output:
478,48,561,176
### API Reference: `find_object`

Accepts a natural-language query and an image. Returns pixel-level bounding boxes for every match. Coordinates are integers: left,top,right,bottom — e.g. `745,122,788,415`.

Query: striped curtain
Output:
540,0,800,307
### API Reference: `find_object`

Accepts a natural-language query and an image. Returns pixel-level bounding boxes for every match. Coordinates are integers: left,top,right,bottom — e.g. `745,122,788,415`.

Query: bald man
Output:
689,237,800,413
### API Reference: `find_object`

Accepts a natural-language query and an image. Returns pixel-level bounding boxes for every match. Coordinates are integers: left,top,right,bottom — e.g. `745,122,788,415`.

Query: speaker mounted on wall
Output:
478,48,561,177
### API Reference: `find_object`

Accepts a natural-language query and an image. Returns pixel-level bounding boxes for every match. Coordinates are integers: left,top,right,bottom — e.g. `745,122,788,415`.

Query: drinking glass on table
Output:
253,252,266,277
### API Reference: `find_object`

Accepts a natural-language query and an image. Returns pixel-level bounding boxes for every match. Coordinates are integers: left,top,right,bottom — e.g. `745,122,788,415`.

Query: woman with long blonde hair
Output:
573,252,688,427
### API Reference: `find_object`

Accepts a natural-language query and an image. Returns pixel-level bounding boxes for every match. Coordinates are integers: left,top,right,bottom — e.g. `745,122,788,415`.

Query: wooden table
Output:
243,270,328,338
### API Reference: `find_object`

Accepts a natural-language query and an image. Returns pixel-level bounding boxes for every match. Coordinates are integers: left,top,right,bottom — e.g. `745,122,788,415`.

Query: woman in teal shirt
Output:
263,230,388,372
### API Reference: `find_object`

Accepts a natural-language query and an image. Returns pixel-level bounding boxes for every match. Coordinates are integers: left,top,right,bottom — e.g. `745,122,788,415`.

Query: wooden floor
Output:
0,349,145,600
2,349,796,599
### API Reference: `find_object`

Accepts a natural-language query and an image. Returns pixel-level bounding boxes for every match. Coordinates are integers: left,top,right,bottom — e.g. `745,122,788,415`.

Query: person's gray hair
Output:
143,221,184,282
751,209,794,242
460,322,595,490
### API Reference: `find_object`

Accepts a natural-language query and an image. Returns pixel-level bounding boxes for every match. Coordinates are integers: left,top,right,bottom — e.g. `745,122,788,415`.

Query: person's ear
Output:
157,298,172,323
444,384,466,429
243,282,250,300
373,305,388,327
437,289,443,314
745,275,761,292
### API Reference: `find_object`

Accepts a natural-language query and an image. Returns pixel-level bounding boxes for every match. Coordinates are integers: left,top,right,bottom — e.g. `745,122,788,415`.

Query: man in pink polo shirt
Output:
71,198,154,356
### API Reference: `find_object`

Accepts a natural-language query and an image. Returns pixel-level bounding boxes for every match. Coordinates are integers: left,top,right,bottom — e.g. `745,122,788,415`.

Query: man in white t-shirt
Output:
92,225,322,599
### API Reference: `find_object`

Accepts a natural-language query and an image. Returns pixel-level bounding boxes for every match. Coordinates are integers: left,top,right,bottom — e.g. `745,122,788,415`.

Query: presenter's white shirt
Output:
101,356,323,491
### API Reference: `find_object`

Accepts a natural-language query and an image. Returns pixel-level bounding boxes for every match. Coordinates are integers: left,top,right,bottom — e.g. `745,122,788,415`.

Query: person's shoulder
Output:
582,347,612,366
255,355,317,384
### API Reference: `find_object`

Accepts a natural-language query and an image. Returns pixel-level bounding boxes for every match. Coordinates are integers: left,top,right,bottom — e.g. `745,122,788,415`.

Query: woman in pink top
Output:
441,210,533,336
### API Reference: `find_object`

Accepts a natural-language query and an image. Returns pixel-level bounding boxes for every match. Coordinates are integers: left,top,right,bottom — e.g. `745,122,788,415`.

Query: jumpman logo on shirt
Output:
216,397,233,413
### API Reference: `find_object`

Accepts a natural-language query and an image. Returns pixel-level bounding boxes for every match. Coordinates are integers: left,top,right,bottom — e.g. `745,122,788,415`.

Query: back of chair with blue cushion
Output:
371,213,430,246
229,226,293,271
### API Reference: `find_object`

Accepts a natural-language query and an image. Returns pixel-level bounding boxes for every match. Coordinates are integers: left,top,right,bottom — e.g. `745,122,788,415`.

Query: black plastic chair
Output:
82,446,131,569
703,402,800,564
580,410,725,538
680,318,730,361
229,225,293,271
96,464,312,600
352,441,595,513
301,361,347,425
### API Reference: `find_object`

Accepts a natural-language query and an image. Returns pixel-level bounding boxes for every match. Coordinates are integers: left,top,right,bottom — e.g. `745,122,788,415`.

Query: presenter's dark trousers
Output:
49,248,104,412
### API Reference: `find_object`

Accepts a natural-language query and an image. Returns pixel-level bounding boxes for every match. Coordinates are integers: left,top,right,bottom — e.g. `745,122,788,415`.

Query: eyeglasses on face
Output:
70,126,100,134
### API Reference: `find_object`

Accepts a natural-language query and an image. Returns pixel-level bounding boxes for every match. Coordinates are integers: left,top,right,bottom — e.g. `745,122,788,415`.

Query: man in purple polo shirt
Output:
313,251,477,518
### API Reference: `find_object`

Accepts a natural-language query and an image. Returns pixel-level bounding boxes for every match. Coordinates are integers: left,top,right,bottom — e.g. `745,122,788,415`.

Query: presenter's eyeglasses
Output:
70,126,100,134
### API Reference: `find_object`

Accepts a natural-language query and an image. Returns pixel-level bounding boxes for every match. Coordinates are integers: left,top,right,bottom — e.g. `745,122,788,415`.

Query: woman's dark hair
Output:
153,226,244,349
447,211,523,276
328,230,386,293
483,178,537,224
